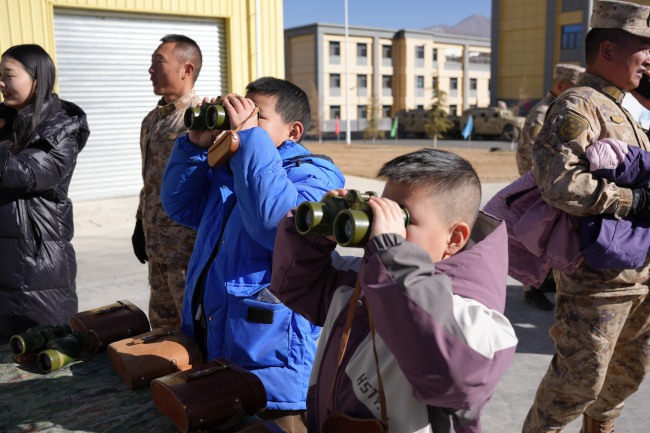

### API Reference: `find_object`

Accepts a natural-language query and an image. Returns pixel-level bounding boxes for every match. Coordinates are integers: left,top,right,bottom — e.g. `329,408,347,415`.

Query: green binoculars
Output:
183,104,231,130
295,190,410,247
10,324,84,373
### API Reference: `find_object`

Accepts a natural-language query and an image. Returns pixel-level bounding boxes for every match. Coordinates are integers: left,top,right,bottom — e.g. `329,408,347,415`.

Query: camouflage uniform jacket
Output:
532,72,646,220
517,92,555,175
136,91,201,265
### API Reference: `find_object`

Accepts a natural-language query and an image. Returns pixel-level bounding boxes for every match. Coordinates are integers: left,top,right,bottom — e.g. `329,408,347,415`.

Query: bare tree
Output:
424,78,453,148
363,93,385,143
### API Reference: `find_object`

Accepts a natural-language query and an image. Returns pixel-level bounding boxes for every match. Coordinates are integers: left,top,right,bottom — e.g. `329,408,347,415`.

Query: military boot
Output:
581,414,614,433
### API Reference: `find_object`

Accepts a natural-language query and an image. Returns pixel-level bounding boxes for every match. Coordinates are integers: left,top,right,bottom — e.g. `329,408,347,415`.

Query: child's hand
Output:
325,188,348,197
221,93,258,130
368,196,407,239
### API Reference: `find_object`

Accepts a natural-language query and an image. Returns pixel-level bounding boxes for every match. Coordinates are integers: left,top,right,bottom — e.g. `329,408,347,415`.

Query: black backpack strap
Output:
285,153,333,167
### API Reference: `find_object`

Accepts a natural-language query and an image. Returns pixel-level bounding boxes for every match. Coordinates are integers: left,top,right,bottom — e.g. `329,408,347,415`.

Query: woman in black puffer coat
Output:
0,44,90,342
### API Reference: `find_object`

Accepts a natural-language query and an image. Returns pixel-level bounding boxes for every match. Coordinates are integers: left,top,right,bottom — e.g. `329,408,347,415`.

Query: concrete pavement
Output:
71,176,648,433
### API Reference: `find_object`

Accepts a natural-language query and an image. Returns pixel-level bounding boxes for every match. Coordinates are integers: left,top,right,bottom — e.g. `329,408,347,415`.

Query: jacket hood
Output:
13,94,89,153
435,212,509,313
279,140,346,190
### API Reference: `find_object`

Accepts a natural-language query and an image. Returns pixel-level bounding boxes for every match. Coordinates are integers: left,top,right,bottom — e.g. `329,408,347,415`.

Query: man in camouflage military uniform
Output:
523,2,650,433
517,63,584,175
132,35,202,330
517,63,584,311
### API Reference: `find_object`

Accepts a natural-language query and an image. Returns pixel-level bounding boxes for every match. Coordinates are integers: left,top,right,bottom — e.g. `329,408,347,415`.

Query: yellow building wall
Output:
0,0,283,93
498,0,547,102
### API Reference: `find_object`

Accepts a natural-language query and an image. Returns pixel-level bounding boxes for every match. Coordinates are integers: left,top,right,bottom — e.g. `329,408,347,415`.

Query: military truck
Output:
459,106,525,141
393,108,460,139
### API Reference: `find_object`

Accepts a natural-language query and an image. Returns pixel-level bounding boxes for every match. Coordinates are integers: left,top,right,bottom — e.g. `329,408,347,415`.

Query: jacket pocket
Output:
223,282,291,368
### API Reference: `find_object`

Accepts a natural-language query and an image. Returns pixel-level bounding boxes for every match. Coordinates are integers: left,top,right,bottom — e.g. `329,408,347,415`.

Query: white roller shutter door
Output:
53,11,227,200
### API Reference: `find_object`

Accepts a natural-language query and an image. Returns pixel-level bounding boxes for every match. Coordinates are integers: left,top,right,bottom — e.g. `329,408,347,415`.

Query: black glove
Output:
631,188,650,220
131,219,148,264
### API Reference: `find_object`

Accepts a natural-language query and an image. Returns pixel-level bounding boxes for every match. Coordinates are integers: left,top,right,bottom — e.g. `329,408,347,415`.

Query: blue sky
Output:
283,0,491,30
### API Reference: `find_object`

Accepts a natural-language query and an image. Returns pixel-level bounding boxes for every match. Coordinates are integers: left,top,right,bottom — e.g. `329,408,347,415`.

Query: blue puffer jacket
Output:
161,128,345,410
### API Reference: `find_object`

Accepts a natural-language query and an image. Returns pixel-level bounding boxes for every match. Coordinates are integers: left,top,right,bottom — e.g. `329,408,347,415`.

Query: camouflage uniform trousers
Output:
148,262,187,330
522,261,650,433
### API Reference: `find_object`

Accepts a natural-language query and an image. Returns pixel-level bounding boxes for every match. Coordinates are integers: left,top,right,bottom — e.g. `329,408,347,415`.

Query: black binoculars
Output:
184,104,231,130
10,324,84,373
295,190,410,247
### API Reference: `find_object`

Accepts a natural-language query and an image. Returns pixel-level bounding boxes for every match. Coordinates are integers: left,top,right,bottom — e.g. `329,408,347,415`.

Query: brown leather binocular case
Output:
207,106,260,168
151,358,267,433
70,300,151,353
107,328,204,389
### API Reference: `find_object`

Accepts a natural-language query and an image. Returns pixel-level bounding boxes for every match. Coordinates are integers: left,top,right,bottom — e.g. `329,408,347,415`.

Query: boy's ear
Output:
288,121,304,142
445,222,470,256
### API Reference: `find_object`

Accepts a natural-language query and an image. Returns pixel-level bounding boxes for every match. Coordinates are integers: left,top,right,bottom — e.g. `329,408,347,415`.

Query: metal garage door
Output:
53,11,227,201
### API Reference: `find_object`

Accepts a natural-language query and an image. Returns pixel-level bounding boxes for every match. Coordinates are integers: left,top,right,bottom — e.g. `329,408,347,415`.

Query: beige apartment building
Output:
285,23,491,136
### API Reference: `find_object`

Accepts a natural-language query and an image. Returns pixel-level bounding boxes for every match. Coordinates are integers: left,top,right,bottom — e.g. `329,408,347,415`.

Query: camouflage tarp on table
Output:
0,343,178,433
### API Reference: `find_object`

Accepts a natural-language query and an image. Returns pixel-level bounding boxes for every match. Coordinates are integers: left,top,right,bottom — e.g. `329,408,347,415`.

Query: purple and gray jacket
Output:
483,138,650,287
271,210,518,433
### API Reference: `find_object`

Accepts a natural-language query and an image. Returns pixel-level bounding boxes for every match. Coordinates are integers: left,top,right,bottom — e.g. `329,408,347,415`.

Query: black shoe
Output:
524,289,554,310
538,275,557,293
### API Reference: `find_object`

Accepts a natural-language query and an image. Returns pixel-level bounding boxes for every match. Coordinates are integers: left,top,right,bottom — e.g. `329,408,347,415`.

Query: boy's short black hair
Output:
378,148,481,228
246,77,311,141
160,34,202,82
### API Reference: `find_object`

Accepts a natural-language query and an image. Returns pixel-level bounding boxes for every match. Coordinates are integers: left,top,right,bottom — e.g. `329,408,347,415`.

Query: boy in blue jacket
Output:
161,77,345,432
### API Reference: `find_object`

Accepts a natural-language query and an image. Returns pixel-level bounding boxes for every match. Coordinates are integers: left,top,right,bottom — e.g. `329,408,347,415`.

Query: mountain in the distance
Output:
424,14,490,39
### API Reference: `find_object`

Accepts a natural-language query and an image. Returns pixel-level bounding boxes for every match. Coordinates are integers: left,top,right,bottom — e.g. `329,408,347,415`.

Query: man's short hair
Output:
245,77,311,142
585,27,639,66
160,34,202,82
377,148,482,229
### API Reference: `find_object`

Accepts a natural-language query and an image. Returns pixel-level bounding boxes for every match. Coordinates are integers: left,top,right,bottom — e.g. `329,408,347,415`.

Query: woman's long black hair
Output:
1,44,56,146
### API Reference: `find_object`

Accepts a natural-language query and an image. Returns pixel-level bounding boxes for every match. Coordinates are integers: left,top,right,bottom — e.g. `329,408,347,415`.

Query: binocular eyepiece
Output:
184,104,231,131
10,324,84,373
295,190,410,247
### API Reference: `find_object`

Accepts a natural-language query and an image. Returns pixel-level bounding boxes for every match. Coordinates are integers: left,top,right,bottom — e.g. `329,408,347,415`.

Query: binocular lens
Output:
295,202,324,235
333,210,370,247
9,335,26,355
205,105,226,129
184,107,200,129
37,349,76,373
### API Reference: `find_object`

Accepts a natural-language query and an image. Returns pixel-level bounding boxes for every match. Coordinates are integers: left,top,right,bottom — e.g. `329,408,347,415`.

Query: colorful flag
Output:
389,116,398,138
461,114,473,140
335,116,340,135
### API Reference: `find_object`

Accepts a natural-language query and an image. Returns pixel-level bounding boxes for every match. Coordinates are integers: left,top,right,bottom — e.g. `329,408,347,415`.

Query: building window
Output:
357,74,368,96
416,75,425,96
357,105,368,119
330,73,341,97
449,104,457,115
416,105,424,110
432,76,439,91
562,24,582,49
382,105,392,117
470,78,477,90
382,44,392,66
433,48,438,62
329,41,340,56
329,41,341,65
450,77,458,90
382,44,391,59
330,105,341,120
382,75,392,96
416,45,424,67
357,43,367,58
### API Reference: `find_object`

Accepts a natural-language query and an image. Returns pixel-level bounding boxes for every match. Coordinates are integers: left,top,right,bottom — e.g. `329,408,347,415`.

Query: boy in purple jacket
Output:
271,148,518,433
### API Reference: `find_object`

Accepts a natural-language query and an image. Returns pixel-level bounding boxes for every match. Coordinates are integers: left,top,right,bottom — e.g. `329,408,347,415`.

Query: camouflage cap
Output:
590,0,650,38
553,63,585,84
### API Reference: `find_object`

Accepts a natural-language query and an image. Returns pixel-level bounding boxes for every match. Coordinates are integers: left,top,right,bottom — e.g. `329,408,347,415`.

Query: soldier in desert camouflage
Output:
516,63,584,311
132,35,202,330
522,2,650,433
